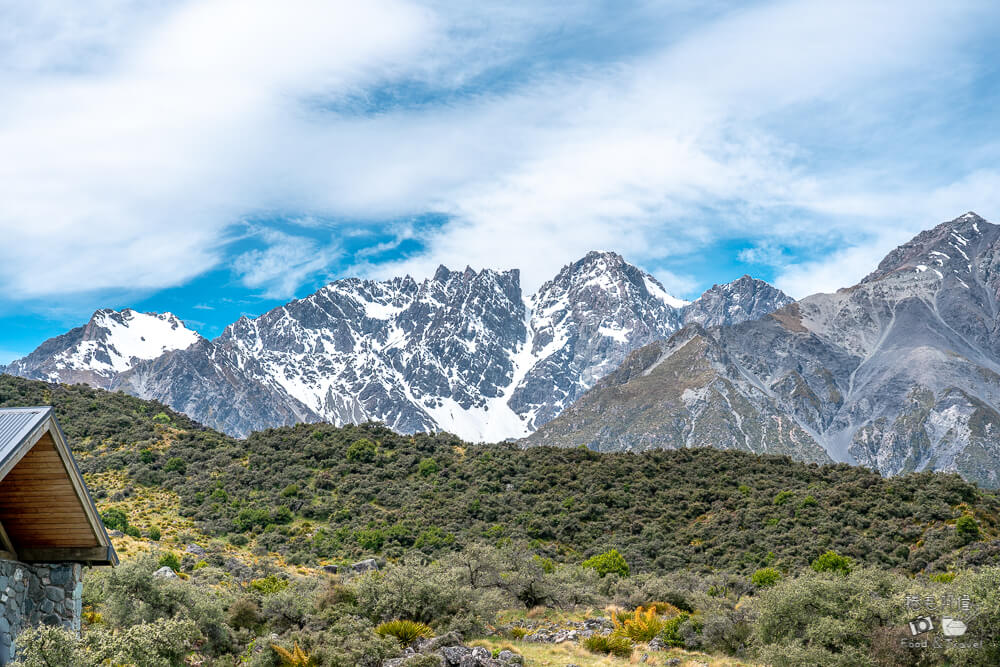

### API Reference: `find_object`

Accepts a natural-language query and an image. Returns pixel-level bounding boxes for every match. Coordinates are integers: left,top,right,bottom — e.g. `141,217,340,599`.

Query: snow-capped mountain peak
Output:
6,308,201,388
90,309,202,371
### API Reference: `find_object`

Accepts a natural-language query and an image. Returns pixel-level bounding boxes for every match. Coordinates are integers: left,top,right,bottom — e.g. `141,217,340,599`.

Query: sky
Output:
2,0,1000,363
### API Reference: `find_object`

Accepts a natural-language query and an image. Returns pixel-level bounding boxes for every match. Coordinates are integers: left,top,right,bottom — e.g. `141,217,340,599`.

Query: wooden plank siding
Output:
0,432,100,549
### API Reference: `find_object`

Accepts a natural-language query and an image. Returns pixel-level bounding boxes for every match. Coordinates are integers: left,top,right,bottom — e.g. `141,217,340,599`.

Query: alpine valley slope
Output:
4,251,790,439
526,213,1000,488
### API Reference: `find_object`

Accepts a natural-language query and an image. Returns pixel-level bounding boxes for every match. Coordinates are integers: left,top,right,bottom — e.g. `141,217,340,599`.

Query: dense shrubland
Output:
10,545,1000,666
5,374,1000,664
2,375,996,577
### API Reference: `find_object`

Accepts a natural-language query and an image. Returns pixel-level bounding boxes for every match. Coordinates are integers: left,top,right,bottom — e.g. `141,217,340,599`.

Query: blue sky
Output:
2,0,1000,363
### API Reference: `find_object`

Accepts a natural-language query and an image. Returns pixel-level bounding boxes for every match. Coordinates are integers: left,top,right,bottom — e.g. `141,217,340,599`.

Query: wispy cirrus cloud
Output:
233,230,341,299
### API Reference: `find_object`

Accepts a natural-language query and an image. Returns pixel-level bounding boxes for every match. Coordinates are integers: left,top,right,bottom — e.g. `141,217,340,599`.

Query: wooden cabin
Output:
0,407,117,664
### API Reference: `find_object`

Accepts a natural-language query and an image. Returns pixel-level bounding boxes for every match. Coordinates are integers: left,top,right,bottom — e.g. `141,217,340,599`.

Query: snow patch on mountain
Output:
81,309,201,372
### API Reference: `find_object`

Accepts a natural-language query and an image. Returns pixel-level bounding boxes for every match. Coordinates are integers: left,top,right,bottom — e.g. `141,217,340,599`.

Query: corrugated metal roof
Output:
0,407,51,468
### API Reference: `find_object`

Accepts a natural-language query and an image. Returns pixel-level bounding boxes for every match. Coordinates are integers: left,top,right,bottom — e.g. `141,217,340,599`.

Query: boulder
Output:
438,645,472,665
416,631,463,653
496,650,523,665
321,564,339,574
647,637,667,651
351,558,380,573
384,656,444,667
185,543,207,557
152,566,178,580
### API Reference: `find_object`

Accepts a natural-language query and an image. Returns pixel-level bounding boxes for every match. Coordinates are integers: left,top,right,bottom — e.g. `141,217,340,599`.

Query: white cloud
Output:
773,236,904,299
233,231,341,299
0,0,997,305
356,0,995,293
0,0,436,298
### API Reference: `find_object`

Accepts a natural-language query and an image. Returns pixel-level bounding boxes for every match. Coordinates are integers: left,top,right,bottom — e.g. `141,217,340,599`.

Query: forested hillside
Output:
2,374,997,576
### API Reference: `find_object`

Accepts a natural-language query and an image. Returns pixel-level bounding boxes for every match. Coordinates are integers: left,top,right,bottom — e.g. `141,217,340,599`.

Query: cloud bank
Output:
2,0,999,304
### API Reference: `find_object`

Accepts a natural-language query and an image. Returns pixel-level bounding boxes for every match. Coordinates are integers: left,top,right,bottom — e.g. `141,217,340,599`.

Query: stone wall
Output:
0,559,83,665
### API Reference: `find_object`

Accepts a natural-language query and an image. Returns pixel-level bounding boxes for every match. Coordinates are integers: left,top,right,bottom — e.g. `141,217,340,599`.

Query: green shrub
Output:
811,550,853,576
956,515,980,543
799,495,818,508
140,448,155,464
158,552,181,571
346,438,376,462
773,491,794,505
125,525,142,539
250,575,289,595
227,597,262,630
152,412,171,424
930,571,956,583
374,619,434,645
101,508,129,532
752,568,907,665
355,528,385,552
582,633,632,657
751,567,782,588
582,549,630,578
164,457,187,474
8,625,86,666
148,525,161,541
414,526,455,550
353,555,505,634
659,611,690,647
418,457,439,477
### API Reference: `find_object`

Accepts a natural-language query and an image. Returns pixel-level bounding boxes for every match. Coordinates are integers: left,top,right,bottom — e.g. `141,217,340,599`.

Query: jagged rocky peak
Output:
863,211,996,283
682,275,794,328
537,250,688,308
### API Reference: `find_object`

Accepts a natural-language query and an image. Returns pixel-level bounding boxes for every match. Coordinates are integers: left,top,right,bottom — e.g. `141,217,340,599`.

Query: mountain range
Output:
8,213,1000,487
527,213,1000,488
3,251,790,439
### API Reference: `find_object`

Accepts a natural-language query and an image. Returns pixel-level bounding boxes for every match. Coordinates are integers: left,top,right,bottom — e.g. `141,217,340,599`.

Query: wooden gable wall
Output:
0,431,100,552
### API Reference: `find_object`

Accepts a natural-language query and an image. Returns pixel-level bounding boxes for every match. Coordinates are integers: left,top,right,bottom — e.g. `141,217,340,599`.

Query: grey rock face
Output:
7,253,789,441
681,275,794,328
528,213,1000,487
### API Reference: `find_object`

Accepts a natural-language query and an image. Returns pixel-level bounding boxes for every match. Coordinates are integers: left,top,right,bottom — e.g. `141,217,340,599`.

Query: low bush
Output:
659,611,690,647
157,552,181,571
751,567,782,588
956,515,981,543
582,548,629,578
810,550,853,576
613,606,664,642
582,633,632,657
374,619,434,645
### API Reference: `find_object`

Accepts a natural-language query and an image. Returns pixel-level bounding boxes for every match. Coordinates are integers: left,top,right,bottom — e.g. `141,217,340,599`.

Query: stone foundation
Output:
0,559,83,665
